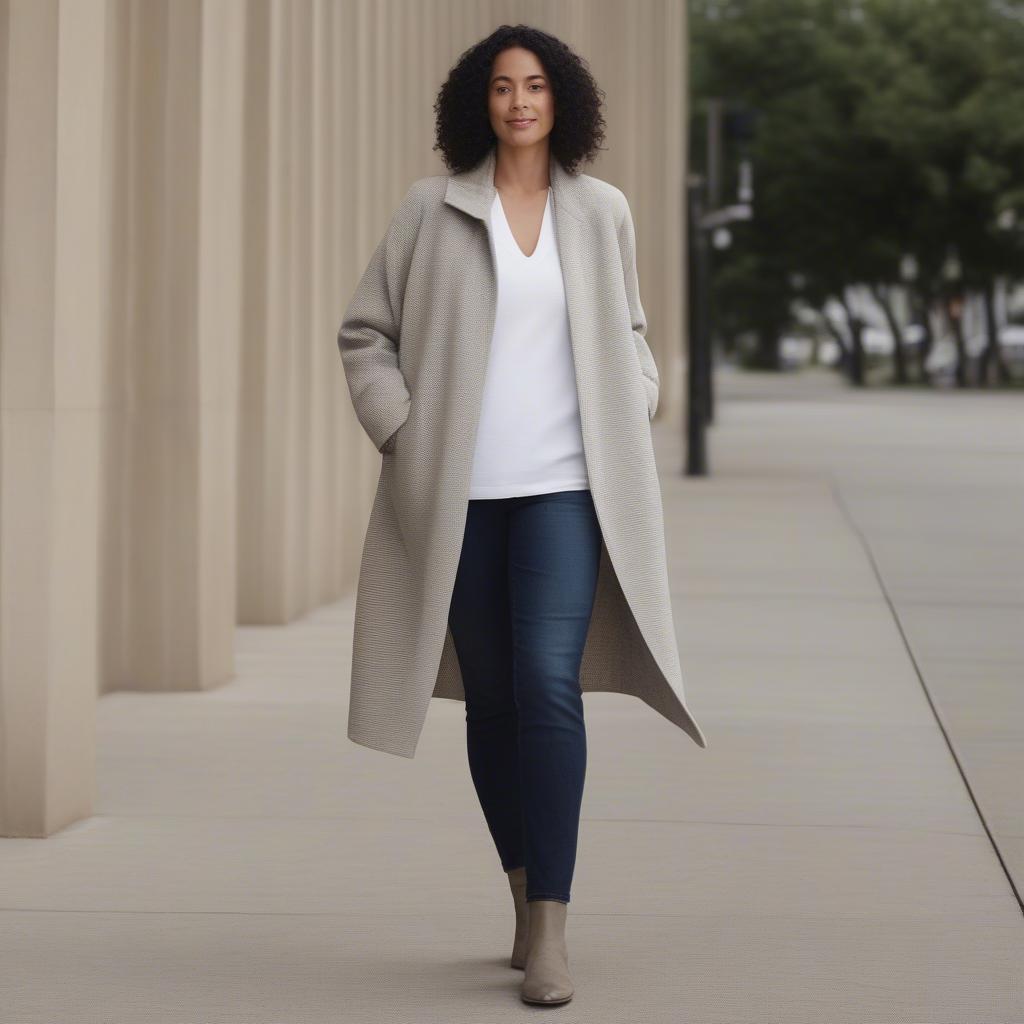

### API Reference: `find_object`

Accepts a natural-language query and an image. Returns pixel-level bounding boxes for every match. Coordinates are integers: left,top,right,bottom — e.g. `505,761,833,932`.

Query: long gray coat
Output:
337,143,708,758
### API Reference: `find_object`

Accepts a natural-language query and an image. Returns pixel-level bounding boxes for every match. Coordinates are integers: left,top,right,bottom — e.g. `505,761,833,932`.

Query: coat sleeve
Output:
337,183,423,453
615,194,659,421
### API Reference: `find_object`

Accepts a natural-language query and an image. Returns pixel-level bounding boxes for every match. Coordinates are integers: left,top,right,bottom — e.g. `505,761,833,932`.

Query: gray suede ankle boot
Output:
505,866,529,969
520,898,574,1005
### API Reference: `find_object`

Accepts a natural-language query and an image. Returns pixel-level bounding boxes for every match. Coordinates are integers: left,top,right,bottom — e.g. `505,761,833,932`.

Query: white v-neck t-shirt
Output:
467,188,590,500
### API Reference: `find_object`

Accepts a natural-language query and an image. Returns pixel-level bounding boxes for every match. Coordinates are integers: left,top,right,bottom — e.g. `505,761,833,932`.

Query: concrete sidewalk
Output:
1,368,1021,1022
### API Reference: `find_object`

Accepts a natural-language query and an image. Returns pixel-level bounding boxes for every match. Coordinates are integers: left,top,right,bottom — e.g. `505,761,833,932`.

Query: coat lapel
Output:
443,144,590,397
443,144,585,224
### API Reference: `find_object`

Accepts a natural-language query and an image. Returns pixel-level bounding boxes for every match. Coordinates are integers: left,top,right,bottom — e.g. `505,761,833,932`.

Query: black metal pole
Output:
704,240,715,426
686,175,709,477
704,101,722,427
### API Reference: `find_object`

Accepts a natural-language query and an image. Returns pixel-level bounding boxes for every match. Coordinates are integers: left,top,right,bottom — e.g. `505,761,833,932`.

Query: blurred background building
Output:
0,0,689,836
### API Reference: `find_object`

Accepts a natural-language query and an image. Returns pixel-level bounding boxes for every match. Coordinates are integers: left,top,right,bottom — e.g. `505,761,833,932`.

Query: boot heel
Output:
505,866,529,970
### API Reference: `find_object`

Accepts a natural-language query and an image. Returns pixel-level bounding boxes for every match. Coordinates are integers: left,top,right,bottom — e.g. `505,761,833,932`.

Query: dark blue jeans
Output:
447,488,602,904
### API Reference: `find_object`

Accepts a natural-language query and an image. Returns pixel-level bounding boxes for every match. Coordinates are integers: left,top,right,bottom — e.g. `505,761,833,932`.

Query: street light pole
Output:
684,100,755,477
685,185,753,478
704,99,722,425
686,173,710,477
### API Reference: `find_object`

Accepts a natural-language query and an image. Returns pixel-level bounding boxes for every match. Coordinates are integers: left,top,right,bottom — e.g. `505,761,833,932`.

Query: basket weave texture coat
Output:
337,144,708,758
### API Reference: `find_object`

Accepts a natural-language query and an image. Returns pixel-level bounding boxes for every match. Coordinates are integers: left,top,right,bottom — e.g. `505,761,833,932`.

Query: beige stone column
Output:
1,0,108,835
98,0,237,700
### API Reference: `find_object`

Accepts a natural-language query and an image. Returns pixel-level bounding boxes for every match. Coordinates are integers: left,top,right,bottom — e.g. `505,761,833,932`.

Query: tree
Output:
690,0,1024,385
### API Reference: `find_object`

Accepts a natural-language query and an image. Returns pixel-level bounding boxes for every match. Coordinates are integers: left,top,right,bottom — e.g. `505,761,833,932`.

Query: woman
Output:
337,24,707,1008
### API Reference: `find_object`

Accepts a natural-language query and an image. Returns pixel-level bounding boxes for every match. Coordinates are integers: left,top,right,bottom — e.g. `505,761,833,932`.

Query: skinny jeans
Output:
447,488,601,904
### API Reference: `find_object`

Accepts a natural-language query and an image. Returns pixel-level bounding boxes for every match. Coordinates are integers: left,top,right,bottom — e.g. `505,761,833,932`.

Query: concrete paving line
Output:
825,469,1024,918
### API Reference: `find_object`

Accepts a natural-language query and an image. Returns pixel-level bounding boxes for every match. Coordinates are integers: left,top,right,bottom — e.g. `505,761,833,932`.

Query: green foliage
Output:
690,0,1024,341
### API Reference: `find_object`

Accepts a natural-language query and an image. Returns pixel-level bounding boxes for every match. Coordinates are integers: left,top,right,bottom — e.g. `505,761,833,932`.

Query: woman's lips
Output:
508,119,536,128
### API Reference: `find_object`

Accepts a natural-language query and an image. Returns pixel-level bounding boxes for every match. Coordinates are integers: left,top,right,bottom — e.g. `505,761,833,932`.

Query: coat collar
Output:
443,143,585,223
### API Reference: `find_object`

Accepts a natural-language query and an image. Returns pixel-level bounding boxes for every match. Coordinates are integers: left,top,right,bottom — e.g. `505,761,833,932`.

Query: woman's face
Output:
487,46,554,149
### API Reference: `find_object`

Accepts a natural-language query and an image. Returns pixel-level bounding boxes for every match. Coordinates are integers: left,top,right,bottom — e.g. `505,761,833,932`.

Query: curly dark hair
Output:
432,24,607,176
